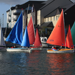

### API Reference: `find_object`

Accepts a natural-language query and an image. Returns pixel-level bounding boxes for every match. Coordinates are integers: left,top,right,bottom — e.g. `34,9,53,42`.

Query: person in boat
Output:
11,46,16,48
51,46,58,51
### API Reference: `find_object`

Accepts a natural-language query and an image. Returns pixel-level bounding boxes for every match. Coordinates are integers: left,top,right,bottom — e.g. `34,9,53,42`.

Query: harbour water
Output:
0,49,75,75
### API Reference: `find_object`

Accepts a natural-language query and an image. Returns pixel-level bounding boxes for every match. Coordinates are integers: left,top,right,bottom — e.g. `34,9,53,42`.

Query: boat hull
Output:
7,48,32,53
47,49,75,53
31,47,42,50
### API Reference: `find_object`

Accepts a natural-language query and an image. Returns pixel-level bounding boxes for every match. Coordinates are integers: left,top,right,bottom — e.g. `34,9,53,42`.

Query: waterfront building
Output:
6,0,75,37
6,6,23,28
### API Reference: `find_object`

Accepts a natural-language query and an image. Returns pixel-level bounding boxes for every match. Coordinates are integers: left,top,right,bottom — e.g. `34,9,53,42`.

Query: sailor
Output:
51,46,58,51
11,46,16,48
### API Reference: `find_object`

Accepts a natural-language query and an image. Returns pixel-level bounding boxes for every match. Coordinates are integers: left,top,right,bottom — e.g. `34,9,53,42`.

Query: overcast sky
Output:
0,0,75,27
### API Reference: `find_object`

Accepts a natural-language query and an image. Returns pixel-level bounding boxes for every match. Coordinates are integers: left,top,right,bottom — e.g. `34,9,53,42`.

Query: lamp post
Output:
2,14,4,27
0,19,1,26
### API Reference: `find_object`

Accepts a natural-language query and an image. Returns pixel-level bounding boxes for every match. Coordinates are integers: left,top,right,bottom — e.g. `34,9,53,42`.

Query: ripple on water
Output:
0,51,75,75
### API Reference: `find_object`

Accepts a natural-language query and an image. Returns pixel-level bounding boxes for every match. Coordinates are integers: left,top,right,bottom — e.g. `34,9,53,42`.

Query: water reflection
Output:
46,53,75,75
0,51,75,75
27,52,40,75
0,52,3,60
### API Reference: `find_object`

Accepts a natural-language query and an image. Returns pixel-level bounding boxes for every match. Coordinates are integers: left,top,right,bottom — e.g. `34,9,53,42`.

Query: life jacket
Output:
52,47,58,51
11,47,14,48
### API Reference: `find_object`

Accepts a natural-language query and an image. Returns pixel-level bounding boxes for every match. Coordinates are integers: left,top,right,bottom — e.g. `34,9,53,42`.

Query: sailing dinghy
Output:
31,28,42,50
71,21,75,46
47,9,75,53
0,26,6,51
6,12,32,53
27,16,42,50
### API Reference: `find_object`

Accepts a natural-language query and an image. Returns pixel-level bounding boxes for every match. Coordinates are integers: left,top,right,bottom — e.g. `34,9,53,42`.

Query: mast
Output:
31,4,35,35
27,4,30,26
0,19,1,27
27,5,35,45
62,9,66,48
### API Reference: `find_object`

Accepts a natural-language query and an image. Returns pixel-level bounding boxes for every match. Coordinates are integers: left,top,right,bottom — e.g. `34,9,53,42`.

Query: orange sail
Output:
34,28,42,47
66,25,74,49
27,16,35,44
46,9,65,46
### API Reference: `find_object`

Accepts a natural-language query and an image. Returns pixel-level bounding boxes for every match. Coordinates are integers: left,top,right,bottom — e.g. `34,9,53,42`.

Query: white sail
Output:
0,27,6,46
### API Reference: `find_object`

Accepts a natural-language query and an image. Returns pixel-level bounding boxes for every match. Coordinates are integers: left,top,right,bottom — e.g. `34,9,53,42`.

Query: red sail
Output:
66,25,74,49
34,28,42,47
27,16,35,44
46,9,65,46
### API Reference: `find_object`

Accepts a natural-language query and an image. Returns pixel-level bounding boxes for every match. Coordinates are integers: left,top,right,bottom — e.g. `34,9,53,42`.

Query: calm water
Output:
0,49,75,75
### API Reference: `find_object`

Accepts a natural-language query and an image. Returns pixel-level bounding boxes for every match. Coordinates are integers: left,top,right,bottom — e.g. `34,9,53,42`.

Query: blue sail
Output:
21,26,30,47
6,12,23,45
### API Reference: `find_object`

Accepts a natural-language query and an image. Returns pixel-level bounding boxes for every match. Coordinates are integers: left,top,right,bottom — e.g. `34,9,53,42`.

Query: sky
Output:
0,0,28,27
0,0,75,27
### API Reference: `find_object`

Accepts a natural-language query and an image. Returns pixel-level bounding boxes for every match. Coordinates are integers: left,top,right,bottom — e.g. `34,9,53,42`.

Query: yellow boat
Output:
47,48,75,53
46,10,74,53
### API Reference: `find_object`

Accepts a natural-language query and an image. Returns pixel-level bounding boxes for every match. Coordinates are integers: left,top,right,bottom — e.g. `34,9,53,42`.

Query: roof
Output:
64,3,75,12
40,0,73,17
44,7,61,18
40,22,54,27
6,1,45,12
40,0,53,9
64,3,75,26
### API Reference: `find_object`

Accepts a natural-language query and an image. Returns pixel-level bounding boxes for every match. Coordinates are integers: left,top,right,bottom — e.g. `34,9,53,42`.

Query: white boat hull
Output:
31,47,42,50
7,48,32,53
47,49,75,53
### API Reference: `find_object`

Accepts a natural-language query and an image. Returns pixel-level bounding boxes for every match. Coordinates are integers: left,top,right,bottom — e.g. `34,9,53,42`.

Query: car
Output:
40,37,49,47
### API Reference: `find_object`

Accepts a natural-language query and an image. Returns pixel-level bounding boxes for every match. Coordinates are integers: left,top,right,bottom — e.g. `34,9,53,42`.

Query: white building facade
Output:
6,7,22,28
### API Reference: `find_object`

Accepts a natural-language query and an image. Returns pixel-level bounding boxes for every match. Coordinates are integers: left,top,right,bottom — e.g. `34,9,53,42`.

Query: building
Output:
6,6,23,28
6,0,45,29
6,0,75,37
